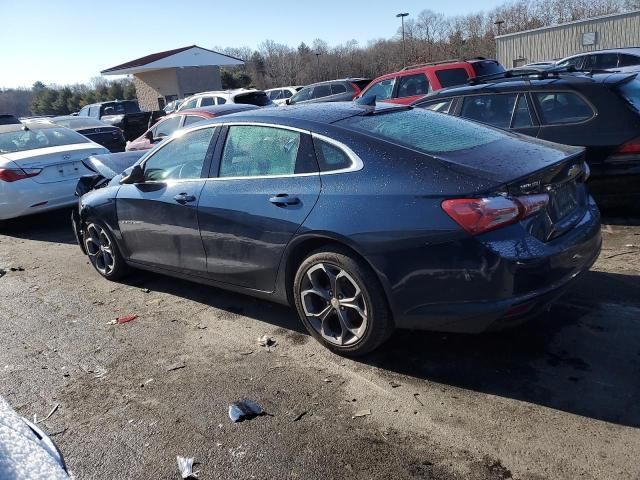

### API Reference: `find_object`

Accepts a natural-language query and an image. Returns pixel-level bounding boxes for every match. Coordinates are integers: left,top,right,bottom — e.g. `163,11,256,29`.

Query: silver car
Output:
556,47,640,72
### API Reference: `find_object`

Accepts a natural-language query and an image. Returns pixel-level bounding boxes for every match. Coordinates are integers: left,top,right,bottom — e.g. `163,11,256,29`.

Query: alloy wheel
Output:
85,223,115,276
299,263,368,346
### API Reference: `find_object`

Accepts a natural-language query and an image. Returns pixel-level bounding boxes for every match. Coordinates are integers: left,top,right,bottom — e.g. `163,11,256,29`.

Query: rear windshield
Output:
471,60,505,77
618,78,640,112
0,127,90,153
53,117,107,129
435,68,470,88
336,108,505,154
234,92,273,107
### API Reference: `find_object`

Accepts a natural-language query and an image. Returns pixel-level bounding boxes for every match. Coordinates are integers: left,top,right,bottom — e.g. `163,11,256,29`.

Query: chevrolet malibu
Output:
73,103,601,356
0,123,107,221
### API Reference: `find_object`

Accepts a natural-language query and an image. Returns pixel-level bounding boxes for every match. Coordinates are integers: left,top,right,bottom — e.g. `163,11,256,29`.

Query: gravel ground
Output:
1,209,639,479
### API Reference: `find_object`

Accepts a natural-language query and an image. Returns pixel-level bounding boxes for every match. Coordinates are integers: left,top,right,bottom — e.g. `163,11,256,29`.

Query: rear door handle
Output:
174,193,196,204
269,194,300,206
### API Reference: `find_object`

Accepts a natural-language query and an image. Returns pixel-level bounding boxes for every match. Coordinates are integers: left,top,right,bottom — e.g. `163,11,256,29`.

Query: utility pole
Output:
494,19,504,36
315,52,322,81
396,12,409,67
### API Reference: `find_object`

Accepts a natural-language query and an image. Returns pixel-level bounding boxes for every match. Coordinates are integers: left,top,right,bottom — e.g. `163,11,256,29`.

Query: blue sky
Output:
0,0,505,88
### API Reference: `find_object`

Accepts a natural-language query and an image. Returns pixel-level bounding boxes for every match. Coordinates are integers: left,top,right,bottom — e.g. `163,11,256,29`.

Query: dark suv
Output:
287,78,370,105
415,71,640,208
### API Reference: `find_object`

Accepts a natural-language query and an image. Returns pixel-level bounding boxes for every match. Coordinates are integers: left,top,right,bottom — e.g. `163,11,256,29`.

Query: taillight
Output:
0,167,42,182
442,194,549,235
607,137,640,162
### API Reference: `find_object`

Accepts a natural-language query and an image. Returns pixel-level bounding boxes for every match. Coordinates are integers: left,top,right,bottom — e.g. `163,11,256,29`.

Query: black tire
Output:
82,219,129,280
293,246,394,356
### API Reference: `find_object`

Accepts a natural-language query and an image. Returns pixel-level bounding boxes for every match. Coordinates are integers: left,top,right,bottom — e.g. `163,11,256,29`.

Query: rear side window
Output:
397,73,429,98
461,94,517,128
470,61,504,77
313,138,352,172
234,92,271,106
200,97,215,107
533,92,594,125
331,83,347,94
619,54,640,67
337,109,504,154
181,98,198,110
219,126,314,177
216,97,226,105
618,78,640,112
123,101,139,113
435,68,469,88
183,115,205,127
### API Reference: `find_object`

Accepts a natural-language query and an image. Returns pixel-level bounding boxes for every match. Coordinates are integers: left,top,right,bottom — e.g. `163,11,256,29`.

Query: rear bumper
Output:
0,178,78,220
394,201,602,333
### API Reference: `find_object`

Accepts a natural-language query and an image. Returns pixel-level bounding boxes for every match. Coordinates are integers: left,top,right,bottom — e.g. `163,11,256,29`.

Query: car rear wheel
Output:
293,246,394,356
84,221,128,280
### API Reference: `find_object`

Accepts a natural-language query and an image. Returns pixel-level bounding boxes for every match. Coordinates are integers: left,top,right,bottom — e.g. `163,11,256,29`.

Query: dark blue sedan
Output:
73,103,602,355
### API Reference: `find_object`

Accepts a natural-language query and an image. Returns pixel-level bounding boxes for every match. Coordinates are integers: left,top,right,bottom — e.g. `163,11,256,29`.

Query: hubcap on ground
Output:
300,263,368,346
85,223,115,276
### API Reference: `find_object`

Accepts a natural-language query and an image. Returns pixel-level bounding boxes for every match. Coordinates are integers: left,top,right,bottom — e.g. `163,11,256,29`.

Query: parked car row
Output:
416,70,640,208
77,99,164,141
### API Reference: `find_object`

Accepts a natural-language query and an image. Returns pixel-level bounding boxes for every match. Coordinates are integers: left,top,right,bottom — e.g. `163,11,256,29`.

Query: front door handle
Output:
174,193,196,204
269,194,300,206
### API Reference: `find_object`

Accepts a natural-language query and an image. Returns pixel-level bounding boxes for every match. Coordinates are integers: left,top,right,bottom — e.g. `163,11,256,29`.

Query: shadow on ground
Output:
0,208,76,245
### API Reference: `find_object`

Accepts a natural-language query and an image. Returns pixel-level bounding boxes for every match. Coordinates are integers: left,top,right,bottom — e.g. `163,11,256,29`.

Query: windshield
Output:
53,117,106,129
0,127,90,153
336,108,505,154
618,78,640,112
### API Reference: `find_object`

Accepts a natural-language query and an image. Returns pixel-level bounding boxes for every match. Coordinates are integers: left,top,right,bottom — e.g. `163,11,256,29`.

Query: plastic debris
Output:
109,314,138,325
389,381,401,388
352,409,371,419
166,362,186,372
413,393,424,406
141,288,150,293
258,335,277,351
34,403,59,424
228,399,264,422
9,266,24,272
176,456,198,479
293,410,308,422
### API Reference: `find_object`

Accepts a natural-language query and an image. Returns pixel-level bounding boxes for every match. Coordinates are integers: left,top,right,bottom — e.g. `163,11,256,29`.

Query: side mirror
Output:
145,130,154,142
120,164,144,184
285,99,291,105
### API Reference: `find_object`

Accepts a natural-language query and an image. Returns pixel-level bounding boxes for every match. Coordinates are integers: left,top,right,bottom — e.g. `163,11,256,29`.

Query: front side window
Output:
533,92,594,125
311,84,332,99
584,53,619,70
200,96,215,106
420,98,453,114
337,109,505,154
313,138,352,172
461,94,518,128
143,127,215,181
435,68,470,88
269,90,283,100
220,126,308,177
557,56,583,69
290,87,313,103
361,78,395,101
183,115,206,127
152,116,181,138
397,73,429,98
78,106,90,116
180,98,198,110
283,89,293,98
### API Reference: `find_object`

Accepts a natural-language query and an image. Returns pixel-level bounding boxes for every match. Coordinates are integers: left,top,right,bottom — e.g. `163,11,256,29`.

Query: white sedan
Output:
0,123,107,220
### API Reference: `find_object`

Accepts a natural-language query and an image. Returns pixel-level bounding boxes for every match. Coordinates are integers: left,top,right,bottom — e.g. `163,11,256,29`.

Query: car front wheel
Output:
293,246,394,356
83,221,128,280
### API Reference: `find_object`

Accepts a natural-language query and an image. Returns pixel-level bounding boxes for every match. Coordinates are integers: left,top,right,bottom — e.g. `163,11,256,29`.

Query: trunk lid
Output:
2,143,107,184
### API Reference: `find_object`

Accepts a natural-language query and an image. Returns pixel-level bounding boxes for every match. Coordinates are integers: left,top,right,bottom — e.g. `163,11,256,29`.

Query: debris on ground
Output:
258,335,277,351
352,409,371,419
34,403,60,424
293,410,308,422
0,269,5,278
228,399,264,422
9,266,24,272
166,362,186,372
323,377,332,383
109,314,138,325
413,393,424,406
238,350,254,356
140,288,150,293
389,381,401,388
176,456,198,479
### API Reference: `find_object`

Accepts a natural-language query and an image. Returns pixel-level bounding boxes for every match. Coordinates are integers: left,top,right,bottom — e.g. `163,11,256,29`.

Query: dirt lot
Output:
1,209,639,479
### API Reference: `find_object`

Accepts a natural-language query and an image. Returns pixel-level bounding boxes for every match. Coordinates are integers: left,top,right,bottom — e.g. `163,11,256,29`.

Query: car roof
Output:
422,72,638,98
179,104,260,116
304,78,370,88
84,100,137,106
0,123,59,133
562,47,640,58
190,102,405,129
